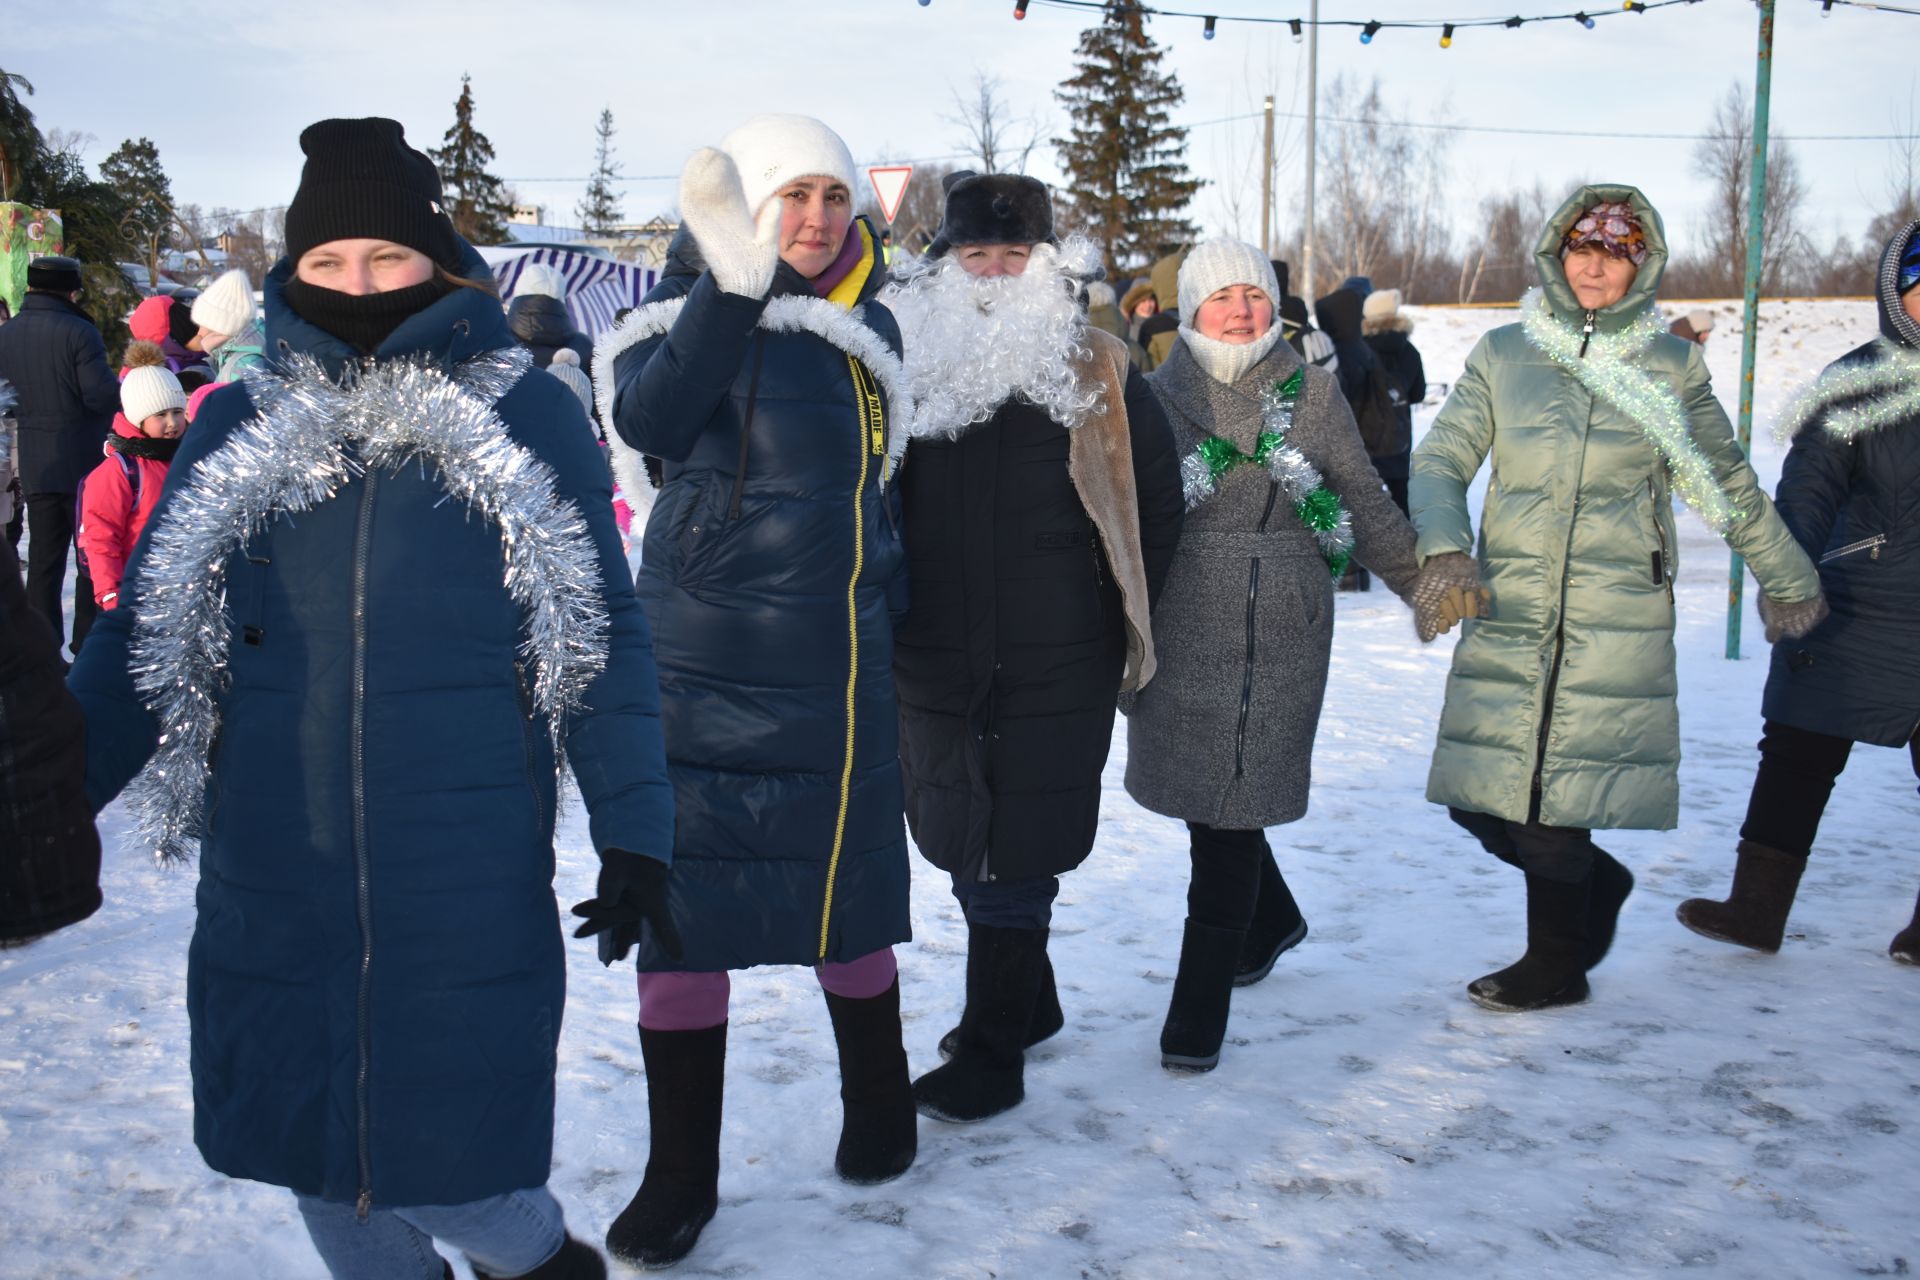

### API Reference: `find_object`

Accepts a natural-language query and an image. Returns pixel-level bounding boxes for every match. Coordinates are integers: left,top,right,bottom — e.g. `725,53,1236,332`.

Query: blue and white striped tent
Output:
478,246,660,341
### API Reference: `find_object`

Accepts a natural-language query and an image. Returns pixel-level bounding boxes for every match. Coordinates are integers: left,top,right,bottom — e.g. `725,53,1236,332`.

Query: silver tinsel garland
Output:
1520,288,1740,532
126,347,609,863
1178,376,1355,566
1771,337,1920,443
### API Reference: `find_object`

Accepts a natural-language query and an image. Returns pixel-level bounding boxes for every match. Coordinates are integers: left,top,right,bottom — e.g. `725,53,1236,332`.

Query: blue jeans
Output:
296,1186,566,1279
951,873,1059,930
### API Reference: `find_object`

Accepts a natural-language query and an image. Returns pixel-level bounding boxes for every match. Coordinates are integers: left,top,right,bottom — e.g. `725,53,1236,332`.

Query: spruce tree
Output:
100,138,177,282
1053,3,1201,277
430,74,512,245
577,108,624,236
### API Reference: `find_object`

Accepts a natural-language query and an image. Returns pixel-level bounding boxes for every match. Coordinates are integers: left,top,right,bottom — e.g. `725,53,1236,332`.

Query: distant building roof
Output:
504,222,588,245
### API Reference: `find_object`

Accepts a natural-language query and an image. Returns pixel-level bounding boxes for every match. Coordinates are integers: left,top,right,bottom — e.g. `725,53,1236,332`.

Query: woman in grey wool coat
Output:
1127,240,1472,1071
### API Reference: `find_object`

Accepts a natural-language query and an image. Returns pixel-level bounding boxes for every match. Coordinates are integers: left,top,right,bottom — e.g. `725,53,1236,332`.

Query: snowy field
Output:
4,299,1918,1279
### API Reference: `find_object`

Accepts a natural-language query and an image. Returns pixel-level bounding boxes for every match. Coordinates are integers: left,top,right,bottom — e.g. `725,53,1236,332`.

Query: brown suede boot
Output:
1676,840,1807,954
1891,890,1920,966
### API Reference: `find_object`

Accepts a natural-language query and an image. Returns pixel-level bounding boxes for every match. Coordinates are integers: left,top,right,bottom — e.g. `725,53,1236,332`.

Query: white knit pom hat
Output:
189,269,256,340
720,114,857,215
121,365,187,425
1177,239,1281,321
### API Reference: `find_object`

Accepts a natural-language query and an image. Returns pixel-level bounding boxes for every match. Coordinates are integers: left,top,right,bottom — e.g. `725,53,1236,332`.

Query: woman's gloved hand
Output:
1408,551,1492,643
571,848,684,965
1758,591,1830,644
679,147,782,299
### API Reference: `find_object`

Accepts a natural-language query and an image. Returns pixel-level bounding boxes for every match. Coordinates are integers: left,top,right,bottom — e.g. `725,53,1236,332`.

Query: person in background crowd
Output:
68,116,667,1280
1669,308,1715,346
883,171,1183,1123
1412,185,1826,1014
189,269,268,381
1361,287,1426,515
1678,220,1920,966
1315,285,1386,590
1137,247,1187,372
507,264,594,371
1126,239,1441,1073
1339,274,1374,301
0,255,121,655
124,294,209,378
1,371,18,551
1122,278,1157,366
76,344,186,612
1085,279,1128,343
593,113,916,1270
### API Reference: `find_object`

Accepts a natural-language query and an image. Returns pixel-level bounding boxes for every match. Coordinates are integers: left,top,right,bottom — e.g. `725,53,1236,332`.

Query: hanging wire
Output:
1018,0,1705,33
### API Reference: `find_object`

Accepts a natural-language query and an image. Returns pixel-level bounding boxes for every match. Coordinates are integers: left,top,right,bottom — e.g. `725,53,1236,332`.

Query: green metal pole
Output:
1728,0,1776,660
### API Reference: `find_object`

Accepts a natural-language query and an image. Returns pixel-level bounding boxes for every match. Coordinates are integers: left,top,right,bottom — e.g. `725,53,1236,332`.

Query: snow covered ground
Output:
5,299,1917,1279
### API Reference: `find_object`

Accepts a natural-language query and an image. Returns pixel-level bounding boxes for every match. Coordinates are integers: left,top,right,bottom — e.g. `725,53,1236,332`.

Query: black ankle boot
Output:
1585,847,1634,970
606,1023,725,1270
1235,844,1308,987
937,951,1063,1061
1160,919,1246,1071
913,925,1048,1123
822,977,917,1185
1468,872,1592,1013
472,1235,607,1279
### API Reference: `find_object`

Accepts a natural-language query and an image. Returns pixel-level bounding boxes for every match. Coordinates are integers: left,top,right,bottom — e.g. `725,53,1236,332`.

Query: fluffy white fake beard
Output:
885,235,1107,438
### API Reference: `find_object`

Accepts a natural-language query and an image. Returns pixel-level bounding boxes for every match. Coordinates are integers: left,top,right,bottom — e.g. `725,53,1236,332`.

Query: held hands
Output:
679,147,783,300
1409,552,1493,643
570,848,684,965
1758,591,1830,644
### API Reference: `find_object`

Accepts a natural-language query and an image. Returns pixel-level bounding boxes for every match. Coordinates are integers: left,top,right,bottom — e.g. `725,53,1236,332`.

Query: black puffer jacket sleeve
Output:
1124,364,1185,606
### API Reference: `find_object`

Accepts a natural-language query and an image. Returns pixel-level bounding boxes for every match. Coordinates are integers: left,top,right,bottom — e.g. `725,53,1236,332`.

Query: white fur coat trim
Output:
591,292,908,528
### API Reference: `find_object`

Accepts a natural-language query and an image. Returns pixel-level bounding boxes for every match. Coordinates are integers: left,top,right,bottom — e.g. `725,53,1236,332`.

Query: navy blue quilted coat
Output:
1763,220,1920,748
607,219,911,972
67,246,675,1208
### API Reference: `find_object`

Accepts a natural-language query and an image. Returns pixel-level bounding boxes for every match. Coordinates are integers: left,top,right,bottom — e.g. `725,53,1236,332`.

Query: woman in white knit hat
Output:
1127,239,1457,1072
187,268,266,381
591,113,914,1269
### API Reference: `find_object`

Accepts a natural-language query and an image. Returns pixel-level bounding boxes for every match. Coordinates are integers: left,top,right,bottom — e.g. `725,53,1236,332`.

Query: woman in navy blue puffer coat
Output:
590,114,915,1270
67,118,670,1280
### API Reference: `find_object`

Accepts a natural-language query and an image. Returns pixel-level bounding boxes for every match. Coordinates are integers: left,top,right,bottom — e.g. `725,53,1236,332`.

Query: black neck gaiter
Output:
110,433,183,463
282,275,459,355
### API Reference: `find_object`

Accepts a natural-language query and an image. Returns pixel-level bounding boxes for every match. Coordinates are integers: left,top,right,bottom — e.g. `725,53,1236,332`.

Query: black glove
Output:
570,848,683,965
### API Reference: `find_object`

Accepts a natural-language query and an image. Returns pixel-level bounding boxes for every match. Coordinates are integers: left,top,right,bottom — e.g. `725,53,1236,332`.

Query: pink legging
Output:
636,947,898,1031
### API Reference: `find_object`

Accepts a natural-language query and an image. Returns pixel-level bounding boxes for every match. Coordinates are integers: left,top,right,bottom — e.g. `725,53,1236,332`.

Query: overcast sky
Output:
10,0,1916,277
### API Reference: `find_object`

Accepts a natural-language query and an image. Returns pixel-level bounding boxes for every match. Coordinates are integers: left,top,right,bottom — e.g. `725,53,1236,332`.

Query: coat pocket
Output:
1819,532,1886,565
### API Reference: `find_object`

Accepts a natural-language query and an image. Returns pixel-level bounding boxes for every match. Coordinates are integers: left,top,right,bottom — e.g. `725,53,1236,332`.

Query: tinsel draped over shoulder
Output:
1519,287,1741,532
1772,337,1920,443
125,346,611,862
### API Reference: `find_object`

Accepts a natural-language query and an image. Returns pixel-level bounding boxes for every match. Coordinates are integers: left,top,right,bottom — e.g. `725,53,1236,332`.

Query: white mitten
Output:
679,147,782,299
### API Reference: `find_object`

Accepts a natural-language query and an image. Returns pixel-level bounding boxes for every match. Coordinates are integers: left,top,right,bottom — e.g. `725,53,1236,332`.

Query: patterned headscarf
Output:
1899,237,1920,294
1560,201,1648,267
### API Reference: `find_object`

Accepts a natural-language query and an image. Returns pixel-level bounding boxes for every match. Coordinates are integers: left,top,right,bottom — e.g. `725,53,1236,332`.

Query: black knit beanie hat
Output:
283,118,463,268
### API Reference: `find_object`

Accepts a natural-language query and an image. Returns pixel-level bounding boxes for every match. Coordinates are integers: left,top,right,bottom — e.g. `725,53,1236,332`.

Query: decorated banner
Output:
1,204,65,317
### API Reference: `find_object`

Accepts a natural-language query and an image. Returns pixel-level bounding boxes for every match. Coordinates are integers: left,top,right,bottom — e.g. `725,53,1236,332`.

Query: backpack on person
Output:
1353,361,1410,461
73,451,140,576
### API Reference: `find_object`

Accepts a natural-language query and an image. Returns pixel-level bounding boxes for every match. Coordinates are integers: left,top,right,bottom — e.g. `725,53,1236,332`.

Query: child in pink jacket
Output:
78,343,188,610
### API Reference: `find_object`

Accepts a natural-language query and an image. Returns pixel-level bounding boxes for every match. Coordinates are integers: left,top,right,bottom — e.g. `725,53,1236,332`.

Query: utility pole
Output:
1727,0,1776,660
1260,95,1275,257
1302,0,1320,302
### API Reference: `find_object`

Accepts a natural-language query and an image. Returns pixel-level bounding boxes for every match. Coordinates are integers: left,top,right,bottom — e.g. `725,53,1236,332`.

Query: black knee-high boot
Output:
1468,872,1592,1013
822,978,917,1185
1236,841,1308,986
606,1023,725,1270
913,925,1049,1123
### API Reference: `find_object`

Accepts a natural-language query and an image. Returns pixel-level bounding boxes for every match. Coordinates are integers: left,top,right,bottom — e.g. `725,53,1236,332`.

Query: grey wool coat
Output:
1127,336,1420,829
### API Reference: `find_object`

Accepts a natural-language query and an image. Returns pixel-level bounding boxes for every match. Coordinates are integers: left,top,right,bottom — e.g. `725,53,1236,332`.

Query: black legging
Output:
1446,807,1596,884
1186,822,1266,931
1741,720,1920,858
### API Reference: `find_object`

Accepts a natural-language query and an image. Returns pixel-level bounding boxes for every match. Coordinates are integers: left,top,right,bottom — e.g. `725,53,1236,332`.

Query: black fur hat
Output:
929,171,1056,258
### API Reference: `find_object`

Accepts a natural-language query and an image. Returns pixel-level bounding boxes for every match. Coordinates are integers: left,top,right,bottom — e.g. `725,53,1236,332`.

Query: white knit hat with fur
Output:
1362,287,1402,323
515,263,567,301
189,269,256,340
121,364,188,425
1176,239,1281,321
720,114,857,215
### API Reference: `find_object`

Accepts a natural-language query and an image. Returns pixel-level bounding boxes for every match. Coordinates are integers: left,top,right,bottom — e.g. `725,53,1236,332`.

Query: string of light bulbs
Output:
915,0,1707,46
1809,0,1920,15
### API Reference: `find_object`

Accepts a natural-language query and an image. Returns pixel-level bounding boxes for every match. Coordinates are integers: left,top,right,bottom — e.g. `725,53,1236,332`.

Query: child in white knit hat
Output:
188,269,267,381
77,344,188,609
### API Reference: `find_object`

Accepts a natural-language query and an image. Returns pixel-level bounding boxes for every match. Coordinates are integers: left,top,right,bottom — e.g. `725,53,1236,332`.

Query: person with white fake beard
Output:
883,171,1185,1124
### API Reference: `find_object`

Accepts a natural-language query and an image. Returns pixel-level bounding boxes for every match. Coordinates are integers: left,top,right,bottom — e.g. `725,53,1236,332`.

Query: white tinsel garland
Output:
1771,337,1920,443
126,347,609,863
1520,288,1740,532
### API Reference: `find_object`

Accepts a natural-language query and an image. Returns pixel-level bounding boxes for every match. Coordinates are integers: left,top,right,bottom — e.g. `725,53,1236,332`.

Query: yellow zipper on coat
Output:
819,356,884,959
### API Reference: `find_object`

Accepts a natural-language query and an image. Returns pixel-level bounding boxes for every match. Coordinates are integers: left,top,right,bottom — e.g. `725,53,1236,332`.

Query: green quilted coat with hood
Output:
1410,184,1820,831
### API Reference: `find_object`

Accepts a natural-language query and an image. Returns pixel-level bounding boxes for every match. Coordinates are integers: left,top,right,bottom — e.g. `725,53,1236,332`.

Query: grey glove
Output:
1758,591,1829,644
678,147,782,299
1408,552,1492,643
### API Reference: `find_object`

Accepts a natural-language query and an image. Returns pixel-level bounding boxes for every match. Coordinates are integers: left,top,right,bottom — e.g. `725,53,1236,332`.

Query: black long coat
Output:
0,293,121,494
1363,324,1426,480
894,378,1183,883
507,294,595,370
1762,221,1920,748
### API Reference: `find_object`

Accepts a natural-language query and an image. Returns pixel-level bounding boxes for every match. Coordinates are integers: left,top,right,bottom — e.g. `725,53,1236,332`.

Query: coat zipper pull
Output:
1578,310,1596,359
356,1189,372,1221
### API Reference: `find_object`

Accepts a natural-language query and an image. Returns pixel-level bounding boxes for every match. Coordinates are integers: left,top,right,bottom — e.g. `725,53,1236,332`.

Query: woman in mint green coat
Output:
1410,184,1826,1013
